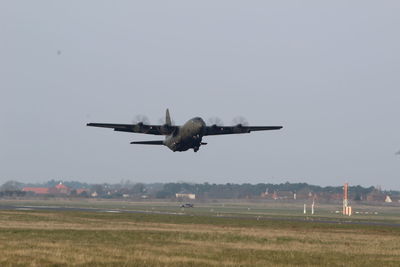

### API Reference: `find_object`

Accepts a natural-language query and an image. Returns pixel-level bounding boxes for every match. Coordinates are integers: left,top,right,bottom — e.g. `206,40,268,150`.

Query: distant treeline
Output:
155,182,378,199
1,180,397,200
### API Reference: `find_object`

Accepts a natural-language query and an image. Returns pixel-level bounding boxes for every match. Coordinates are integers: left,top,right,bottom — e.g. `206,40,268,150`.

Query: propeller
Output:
133,114,150,125
207,117,224,127
132,115,151,133
232,116,249,127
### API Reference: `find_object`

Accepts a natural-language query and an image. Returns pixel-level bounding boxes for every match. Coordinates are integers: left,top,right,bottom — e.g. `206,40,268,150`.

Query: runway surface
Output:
1,204,399,228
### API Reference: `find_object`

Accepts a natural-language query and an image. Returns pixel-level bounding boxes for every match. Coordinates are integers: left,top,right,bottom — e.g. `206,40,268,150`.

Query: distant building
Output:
50,182,70,195
76,188,89,195
295,189,314,200
22,187,49,195
260,188,269,198
262,190,296,200
276,190,295,200
22,182,71,196
176,193,196,200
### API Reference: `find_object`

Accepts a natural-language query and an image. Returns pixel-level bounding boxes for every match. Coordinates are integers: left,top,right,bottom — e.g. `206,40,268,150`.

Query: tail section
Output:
165,109,172,126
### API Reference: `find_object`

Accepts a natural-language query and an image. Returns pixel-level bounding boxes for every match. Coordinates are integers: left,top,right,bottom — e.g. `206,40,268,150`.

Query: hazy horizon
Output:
2,179,388,192
1,2,399,190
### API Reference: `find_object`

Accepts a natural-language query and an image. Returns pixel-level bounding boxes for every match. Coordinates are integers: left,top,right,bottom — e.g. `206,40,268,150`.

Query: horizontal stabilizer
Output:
130,140,164,145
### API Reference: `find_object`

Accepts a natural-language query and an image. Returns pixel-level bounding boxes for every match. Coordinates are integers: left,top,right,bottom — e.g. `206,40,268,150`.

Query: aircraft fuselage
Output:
164,117,206,152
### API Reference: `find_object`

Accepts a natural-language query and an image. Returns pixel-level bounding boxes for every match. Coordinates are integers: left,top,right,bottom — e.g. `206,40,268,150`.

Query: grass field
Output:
0,200,399,266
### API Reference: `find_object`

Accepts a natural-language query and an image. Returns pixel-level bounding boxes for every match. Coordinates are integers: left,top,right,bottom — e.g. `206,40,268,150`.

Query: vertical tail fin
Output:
165,109,172,126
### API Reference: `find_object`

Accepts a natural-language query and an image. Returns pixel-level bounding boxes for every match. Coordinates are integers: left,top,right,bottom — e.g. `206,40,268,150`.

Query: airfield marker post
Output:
343,182,352,216
311,200,315,215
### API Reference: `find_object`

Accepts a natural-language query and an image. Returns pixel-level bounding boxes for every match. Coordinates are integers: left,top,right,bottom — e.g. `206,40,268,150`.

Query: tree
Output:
132,183,146,194
1,180,23,191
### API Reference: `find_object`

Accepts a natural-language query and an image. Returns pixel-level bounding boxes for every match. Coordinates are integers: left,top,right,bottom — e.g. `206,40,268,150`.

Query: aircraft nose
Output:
196,118,206,129
200,118,206,126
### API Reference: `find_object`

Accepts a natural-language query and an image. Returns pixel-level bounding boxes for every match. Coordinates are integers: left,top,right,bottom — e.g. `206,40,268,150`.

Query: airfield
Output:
0,199,399,266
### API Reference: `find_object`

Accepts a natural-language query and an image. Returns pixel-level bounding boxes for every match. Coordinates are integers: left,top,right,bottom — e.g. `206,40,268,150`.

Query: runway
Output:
0,204,185,216
1,204,399,228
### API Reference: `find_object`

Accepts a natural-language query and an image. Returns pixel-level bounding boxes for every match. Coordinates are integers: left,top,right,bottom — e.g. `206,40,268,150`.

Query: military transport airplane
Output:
87,109,282,152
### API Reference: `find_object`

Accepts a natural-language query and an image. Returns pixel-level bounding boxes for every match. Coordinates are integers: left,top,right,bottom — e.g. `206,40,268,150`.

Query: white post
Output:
311,201,314,215
303,204,306,214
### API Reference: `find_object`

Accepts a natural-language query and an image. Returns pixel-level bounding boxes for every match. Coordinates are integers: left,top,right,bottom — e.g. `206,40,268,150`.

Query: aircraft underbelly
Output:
176,134,202,151
169,123,204,151
160,117,206,152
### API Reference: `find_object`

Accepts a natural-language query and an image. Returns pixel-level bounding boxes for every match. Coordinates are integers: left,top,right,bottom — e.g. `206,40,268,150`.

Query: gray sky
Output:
1,1,399,189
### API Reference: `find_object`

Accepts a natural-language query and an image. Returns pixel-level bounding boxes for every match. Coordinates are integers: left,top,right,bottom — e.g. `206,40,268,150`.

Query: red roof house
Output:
22,187,49,195
22,182,71,196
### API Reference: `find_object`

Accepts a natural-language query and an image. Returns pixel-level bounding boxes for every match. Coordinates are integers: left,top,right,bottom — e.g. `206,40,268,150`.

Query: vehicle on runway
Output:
87,109,282,152
180,203,194,208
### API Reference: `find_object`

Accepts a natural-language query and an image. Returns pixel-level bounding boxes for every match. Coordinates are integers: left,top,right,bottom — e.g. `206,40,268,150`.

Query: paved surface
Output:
1,204,399,227
0,204,185,216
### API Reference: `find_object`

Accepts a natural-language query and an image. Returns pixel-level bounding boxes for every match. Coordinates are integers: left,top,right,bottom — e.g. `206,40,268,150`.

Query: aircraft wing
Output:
204,125,282,136
86,123,178,135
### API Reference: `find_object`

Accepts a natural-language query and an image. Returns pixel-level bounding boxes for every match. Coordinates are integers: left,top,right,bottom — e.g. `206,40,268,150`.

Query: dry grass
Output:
0,210,399,266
